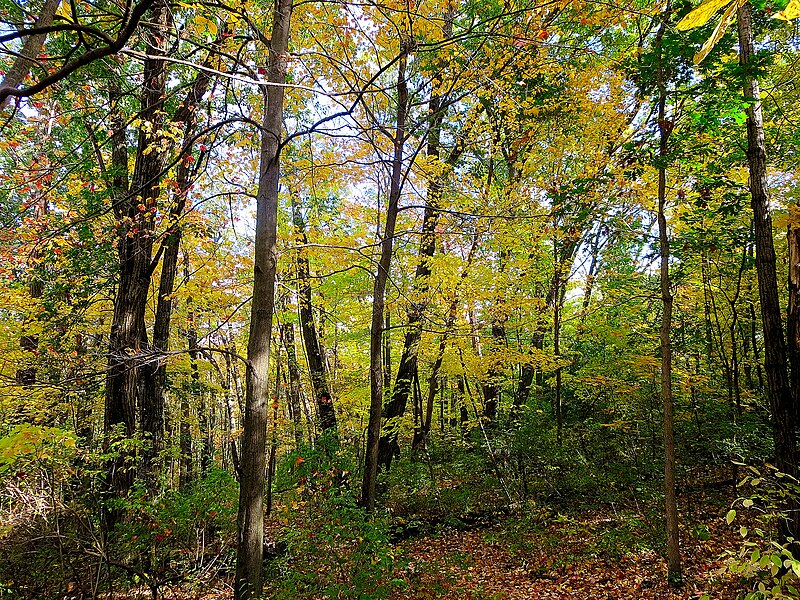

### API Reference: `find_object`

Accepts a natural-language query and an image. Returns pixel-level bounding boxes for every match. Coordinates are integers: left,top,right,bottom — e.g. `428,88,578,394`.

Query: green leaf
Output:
676,0,735,30
726,509,737,524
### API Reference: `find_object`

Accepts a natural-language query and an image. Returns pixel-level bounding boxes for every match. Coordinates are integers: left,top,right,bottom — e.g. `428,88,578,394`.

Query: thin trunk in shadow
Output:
361,48,409,512
291,197,337,434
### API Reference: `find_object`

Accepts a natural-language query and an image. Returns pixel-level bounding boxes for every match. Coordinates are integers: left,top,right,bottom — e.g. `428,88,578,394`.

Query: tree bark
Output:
788,223,800,408
361,50,408,512
655,15,681,578
234,0,292,594
0,0,60,109
140,41,219,486
283,322,305,449
737,2,798,541
291,197,337,434
104,0,171,501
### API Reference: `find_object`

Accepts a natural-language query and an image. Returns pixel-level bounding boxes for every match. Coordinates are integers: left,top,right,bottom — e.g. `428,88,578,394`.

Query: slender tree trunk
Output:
234,0,292,594
376,108,454,469
266,344,281,517
361,50,408,512
283,322,305,449
291,197,337,434
656,52,681,583
737,3,798,541
788,223,800,407
412,234,480,449
383,312,392,391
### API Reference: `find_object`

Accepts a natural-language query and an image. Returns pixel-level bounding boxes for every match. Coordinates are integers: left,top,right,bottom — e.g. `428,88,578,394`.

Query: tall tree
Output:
103,0,172,500
654,7,681,582
234,0,293,594
361,46,409,512
736,2,797,539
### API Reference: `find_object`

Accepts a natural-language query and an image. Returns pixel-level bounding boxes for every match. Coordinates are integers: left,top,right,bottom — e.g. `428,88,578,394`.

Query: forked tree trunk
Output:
234,0,292,594
361,50,408,512
104,0,171,502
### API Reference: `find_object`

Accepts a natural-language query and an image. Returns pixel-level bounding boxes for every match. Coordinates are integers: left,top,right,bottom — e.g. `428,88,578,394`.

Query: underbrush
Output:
0,424,238,598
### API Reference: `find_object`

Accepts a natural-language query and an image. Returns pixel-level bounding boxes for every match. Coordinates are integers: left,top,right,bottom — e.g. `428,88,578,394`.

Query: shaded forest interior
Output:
2,0,800,597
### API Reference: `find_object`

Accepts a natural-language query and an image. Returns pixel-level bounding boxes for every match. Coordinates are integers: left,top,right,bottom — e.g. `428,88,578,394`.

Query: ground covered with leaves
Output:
137,495,747,599
392,502,741,599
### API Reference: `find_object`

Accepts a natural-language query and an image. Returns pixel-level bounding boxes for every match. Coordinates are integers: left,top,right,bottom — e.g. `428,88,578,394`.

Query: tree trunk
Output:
788,223,800,408
737,2,798,541
412,233,480,449
283,322,305,449
291,197,337,435
140,42,218,486
104,0,171,502
655,18,681,577
234,0,292,594
361,50,408,512
0,0,60,109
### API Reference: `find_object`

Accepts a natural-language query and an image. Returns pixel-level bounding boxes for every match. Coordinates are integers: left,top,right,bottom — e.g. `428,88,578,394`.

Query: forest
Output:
1,0,800,596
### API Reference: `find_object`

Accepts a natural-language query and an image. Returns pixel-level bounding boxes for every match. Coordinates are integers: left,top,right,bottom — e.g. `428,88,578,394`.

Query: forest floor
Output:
156,491,744,599
392,500,740,599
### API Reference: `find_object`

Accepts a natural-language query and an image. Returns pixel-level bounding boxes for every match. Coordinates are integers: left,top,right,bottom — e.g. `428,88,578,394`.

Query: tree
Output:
234,0,293,594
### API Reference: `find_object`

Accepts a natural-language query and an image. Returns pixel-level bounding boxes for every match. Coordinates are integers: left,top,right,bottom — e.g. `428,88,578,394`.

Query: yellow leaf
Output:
207,19,218,35
56,0,71,19
693,0,742,64
676,0,735,30
773,0,800,20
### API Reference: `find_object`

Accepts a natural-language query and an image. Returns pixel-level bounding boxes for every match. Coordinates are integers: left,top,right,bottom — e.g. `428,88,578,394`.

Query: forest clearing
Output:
2,0,800,597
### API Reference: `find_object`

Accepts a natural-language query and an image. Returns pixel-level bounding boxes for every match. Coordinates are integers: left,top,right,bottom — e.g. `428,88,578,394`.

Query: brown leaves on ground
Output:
393,500,741,599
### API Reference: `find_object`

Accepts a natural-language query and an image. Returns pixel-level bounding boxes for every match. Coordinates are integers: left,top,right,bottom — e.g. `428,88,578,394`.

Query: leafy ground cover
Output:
99,493,745,599
393,501,740,599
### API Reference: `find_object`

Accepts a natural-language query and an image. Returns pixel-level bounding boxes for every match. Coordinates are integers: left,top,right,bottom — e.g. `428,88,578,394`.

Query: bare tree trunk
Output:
737,1,798,541
654,18,681,577
361,50,408,512
283,322,304,449
140,40,219,487
234,0,292,594
788,223,800,408
266,342,281,516
291,197,337,434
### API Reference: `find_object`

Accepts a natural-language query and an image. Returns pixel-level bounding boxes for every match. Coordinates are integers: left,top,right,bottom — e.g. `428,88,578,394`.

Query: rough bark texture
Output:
104,0,170,500
234,0,292,594
788,224,800,408
361,51,408,512
140,45,217,483
737,1,798,539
